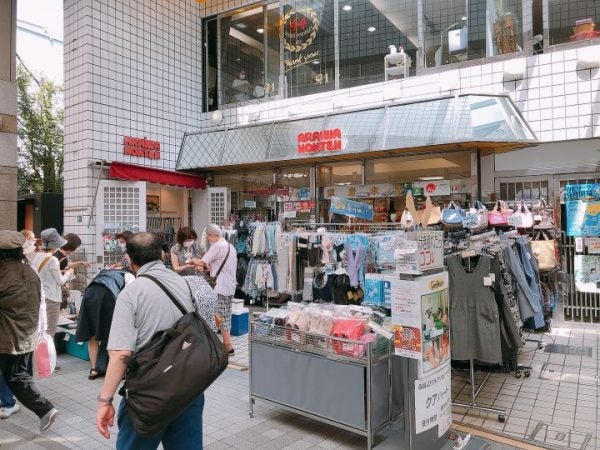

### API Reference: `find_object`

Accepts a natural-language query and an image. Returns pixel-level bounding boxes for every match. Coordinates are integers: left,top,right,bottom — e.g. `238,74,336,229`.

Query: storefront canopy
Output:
177,94,536,172
109,161,206,189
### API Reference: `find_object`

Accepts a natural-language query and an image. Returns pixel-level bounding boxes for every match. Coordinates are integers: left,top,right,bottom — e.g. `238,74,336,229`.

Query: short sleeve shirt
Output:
202,239,237,297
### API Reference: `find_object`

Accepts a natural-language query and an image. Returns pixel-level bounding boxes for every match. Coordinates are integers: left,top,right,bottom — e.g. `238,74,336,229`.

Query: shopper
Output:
34,229,73,338
190,224,237,354
53,233,90,308
183,275,220,332
97,232,204,447
110,231,133,270
170,226,202,276
0,231,59,431
76,269,134,380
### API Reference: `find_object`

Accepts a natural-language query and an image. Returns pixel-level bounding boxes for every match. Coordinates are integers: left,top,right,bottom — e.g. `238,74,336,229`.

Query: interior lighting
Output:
461,16,467,21
235,23,247,29
419,176,444,181
367,26,376,32
312,60,320,65
257,28,264,34
342,5,352,11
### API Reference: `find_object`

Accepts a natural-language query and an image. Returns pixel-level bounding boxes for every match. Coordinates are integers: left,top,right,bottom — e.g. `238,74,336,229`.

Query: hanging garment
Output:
448,254,503,364
513,238,545,329
345,243,365,288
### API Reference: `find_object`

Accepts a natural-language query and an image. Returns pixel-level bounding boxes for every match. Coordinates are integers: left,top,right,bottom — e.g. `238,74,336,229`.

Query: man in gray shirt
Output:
96,233,204,449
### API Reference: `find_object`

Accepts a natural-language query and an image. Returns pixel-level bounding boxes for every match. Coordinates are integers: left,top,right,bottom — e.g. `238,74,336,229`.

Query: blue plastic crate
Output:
231,310,249,336
65,335,90,361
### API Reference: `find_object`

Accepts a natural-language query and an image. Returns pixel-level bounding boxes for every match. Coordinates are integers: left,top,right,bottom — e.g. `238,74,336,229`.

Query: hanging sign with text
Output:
297,128,344,154
329,196,373,221
414,362,452,437
565,184,600,237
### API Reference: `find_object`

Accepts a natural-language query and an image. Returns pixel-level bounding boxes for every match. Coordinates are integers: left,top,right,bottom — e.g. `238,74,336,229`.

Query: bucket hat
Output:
40,228,67,249
0,231,26,249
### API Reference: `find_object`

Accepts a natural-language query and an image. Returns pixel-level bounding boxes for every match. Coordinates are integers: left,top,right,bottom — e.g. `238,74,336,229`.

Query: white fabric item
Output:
32,252,70,303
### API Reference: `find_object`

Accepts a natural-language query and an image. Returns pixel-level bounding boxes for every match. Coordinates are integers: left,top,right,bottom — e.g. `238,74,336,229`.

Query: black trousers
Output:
0,352,54,418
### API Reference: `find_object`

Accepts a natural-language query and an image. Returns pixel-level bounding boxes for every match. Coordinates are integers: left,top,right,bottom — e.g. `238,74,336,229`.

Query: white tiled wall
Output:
63,0,201,261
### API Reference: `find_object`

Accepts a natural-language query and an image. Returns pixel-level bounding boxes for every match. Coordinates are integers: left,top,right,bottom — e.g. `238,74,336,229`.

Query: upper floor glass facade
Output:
202,0,600,111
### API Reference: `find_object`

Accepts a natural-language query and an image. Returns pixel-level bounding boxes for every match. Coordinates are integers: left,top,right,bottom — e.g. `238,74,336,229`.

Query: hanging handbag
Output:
488,200,512,226
509,201,534,228
205,244,231,289
531,231,559,271
421,196,442,226
441,201,465,226
463,201,489,230
401,191,420,228
533,199,557,230
121,275,228,437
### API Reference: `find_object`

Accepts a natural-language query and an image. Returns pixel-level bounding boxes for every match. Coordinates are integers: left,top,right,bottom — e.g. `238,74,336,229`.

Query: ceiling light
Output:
419,176,445,181
368,26,376,32
461,16,467,21
312,60,320,65
342,5,352,11
257,28,264,34
235,23,247,29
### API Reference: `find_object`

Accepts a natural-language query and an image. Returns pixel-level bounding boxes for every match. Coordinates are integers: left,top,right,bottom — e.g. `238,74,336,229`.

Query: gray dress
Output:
447,254,503,364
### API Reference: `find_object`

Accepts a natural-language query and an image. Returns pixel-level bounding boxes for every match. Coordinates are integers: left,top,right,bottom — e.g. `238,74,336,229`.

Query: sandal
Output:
88,368,104,380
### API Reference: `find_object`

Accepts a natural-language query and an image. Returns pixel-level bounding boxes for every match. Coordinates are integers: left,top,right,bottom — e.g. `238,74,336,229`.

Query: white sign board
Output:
413,180,451,196
414,362,452,436
400,231,444,274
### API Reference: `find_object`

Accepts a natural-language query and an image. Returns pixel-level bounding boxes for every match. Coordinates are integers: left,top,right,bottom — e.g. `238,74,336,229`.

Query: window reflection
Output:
339,0,418,88
548,1,599,45
488,0,523,56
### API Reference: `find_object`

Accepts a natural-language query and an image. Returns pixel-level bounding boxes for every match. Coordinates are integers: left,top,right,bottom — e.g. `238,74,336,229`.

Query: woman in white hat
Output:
32,229,73,339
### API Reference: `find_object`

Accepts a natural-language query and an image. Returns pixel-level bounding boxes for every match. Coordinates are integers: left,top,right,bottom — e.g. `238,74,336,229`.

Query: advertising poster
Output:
565,184,600,237
329,196,374,221
574,255,600,293
414,362,452,436
391,280,422,360
587,238,600,254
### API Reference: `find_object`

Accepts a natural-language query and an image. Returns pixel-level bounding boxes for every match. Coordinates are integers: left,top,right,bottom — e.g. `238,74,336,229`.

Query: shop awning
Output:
109,162,206,189
177,94,537,172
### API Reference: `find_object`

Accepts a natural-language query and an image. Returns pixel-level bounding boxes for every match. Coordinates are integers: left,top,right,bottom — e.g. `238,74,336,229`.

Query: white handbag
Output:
509,201,534,229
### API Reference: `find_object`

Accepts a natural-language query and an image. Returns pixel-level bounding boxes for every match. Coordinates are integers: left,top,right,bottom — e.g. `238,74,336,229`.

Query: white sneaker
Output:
0,404,20,419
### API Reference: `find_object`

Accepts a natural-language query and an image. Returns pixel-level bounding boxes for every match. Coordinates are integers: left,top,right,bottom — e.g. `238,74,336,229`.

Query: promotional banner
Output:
324,184,405,199
329,196,374,221
565,184,600,237
574,255,600,293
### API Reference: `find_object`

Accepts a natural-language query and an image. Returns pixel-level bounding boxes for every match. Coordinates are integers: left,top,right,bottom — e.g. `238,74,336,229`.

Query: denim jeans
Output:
116,393,204,450
0,374,15,407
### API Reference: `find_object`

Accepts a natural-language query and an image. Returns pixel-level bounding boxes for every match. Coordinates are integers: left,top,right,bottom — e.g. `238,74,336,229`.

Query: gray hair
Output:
206,224,222,237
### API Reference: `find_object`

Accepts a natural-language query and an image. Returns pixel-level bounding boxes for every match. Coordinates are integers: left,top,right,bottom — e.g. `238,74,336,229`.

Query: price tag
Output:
483,276,493,286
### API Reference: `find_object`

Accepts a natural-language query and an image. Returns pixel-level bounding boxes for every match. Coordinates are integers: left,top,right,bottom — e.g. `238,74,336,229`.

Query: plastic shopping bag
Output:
33,332,56,379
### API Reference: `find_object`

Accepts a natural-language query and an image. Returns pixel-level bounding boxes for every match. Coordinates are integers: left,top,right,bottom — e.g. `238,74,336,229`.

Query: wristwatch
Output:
97,395,114,405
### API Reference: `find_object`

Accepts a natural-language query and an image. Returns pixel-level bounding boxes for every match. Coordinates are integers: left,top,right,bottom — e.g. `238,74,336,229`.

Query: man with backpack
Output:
96,232,204,448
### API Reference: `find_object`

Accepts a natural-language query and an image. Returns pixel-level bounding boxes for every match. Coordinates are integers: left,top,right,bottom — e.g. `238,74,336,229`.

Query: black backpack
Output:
119,274,228,437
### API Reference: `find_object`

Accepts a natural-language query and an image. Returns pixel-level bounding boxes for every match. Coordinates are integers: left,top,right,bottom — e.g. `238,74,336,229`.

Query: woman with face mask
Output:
170,226,202,276
110,231,133,270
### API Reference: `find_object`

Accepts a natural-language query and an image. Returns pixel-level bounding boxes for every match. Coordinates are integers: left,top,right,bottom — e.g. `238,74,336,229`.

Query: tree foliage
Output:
16,64,64,194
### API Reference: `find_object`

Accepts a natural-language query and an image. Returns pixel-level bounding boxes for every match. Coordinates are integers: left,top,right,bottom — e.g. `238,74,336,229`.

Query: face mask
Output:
239,74,245,80
183,240,195,248
119,242,127,251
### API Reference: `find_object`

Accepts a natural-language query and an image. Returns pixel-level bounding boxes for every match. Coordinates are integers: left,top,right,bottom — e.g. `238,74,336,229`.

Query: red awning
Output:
108,162,206,189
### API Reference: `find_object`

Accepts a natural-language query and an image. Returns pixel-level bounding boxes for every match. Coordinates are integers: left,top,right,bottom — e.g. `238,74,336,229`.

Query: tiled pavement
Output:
3,316,598,449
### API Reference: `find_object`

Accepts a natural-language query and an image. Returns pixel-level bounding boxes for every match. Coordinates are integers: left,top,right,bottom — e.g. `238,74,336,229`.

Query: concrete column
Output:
0,0,17,230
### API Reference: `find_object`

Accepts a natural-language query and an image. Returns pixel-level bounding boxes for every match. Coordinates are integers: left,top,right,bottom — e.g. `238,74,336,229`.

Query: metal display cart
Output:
248,318,397,449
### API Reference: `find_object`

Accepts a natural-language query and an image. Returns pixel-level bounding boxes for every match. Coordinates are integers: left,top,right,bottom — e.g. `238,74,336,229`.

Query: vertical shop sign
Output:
414,362,452,436
565,184,600,237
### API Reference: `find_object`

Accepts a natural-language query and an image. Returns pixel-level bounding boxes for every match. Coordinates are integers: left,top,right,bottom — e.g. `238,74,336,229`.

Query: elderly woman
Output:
183,275,220,332
170,226,203,276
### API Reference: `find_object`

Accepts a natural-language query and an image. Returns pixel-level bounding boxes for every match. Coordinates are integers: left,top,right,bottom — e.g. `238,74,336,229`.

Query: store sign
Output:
414,362,452,437
413,180,451,196
324,184,404,199
244,200,257,208
574,255,600,293
283,7,320,71
297,128,344,154
329,196,373,221
123,136,161,160
283,201,314,213
565,184,600,237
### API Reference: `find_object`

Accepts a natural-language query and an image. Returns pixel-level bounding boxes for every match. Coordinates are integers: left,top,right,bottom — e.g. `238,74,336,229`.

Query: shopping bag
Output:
509,201,534,228
401,191,421,228
531,231,559,271
33,332,56,379
463,201,489,230
489,200,512,226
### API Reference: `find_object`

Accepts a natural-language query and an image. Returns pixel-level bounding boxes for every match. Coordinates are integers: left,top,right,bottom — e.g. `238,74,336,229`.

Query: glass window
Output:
423,0,486,68
283,0,335,98
488,0,523,56
317,161,362,187
203,17,218,111
548,1,599,46
220,7,265,105
339,0,419,88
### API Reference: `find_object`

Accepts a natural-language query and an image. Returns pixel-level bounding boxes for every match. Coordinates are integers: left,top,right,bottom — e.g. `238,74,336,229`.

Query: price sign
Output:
414,363,451,436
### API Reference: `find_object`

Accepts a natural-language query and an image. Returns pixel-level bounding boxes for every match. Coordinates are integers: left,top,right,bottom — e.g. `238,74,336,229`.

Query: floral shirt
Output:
183,275,219,332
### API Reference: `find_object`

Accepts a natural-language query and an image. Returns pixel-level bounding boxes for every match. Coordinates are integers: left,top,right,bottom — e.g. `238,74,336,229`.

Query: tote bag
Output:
509,201,534,228
531,231,559,271
533,199,557,230
401,191,421,228
489,200,512,227
441,201,465,226
422,196,442,226
463,201,489,230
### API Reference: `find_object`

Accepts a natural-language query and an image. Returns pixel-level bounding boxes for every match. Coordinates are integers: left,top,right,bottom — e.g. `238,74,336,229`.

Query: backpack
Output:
119,274,228,437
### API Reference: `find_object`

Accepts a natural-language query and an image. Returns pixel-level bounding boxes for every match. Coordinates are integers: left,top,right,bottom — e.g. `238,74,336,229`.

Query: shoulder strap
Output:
215,244,231,279
37,255,53,273
138,274,192,315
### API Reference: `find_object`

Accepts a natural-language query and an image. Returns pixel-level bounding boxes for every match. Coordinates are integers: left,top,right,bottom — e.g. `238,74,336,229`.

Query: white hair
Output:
206,224,222,237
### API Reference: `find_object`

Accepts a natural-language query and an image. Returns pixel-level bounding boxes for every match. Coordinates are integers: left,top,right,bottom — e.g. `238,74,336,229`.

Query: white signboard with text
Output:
414,362,452,437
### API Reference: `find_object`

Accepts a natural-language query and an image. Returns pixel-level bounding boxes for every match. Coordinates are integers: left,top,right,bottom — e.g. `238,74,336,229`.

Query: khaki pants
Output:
45,299,60,336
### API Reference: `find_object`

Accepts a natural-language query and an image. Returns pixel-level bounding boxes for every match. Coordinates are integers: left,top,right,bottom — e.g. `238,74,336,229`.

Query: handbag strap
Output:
214,243,231,280
138,274,193,316
37,255,54,273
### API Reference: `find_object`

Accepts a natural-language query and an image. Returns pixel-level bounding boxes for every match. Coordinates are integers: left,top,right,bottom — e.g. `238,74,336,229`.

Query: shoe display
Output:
40,408,59,432
0,404,20,419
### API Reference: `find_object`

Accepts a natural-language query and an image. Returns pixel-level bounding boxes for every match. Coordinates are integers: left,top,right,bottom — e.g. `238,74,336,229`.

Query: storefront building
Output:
62,0,600,266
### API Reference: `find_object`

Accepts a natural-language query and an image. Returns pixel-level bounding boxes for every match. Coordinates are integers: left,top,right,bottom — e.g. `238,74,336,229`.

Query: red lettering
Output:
333,128,341,139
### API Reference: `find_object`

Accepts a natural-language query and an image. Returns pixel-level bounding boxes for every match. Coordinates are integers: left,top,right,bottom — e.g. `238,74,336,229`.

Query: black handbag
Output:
205,244,231,289
119,274,228,437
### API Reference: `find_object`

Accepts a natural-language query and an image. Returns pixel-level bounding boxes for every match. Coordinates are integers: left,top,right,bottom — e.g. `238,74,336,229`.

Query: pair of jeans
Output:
0,374,15,407
116,393,204,450
0,353,54,417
